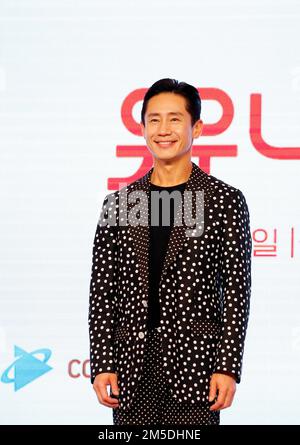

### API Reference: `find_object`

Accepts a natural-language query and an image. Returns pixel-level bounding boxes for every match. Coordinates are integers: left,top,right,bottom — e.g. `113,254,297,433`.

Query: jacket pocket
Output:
190,319,221,339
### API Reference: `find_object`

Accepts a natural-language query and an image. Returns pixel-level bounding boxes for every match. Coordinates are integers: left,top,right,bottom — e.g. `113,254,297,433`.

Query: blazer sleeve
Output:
88,194,118,384
213,188,252,384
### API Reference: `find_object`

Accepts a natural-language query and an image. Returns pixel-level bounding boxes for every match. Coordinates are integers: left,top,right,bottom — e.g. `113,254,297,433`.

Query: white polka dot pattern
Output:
88,161,252,411
112,328,220,425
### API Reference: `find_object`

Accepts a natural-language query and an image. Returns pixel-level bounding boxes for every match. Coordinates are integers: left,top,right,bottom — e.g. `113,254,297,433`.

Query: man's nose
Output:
158,121,172,134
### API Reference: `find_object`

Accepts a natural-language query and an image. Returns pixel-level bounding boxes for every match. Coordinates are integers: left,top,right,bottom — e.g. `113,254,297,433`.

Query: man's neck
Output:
150,159,192,187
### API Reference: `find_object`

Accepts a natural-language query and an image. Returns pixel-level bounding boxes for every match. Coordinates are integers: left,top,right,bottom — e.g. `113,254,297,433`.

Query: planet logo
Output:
1,345,53,391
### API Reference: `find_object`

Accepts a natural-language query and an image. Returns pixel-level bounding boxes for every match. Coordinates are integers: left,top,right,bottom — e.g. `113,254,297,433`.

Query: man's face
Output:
140,92,203,162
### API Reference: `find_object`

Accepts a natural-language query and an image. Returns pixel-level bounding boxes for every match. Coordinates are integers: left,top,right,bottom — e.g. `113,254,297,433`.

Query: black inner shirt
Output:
147,180,187,330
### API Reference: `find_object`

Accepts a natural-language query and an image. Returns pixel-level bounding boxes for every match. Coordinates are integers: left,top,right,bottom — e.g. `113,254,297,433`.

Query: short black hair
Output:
141,78,201,127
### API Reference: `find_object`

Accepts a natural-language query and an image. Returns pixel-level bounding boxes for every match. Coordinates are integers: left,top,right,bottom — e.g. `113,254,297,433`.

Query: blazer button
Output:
138,331,145,339
142,300,148,307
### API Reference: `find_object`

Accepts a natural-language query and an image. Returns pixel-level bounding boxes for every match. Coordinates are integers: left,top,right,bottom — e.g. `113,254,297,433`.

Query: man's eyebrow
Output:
147,112,184,118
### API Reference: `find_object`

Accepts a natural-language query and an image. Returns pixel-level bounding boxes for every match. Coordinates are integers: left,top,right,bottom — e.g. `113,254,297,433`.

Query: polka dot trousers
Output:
112,327,220,425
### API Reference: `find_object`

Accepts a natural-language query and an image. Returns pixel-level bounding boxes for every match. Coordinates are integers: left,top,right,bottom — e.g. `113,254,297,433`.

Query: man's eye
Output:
150,118,179,122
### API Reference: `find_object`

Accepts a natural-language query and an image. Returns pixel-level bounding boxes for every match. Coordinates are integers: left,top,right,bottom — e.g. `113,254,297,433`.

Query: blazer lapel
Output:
128,161,205,297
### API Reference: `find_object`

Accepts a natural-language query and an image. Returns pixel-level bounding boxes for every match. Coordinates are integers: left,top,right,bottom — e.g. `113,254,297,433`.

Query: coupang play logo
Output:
1,345,53,391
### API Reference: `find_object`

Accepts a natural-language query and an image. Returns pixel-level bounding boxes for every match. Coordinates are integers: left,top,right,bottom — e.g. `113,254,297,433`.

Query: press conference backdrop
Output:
1,0,299,425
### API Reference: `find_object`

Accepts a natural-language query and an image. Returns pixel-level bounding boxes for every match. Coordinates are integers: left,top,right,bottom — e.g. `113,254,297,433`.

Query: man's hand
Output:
208,373,236,411
93,372,120,408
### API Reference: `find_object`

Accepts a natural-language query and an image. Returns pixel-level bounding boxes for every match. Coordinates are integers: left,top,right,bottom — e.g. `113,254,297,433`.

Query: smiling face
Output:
140,92,203,162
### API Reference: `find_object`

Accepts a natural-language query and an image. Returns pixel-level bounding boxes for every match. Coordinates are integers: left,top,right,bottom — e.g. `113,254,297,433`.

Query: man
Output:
88,78,252,425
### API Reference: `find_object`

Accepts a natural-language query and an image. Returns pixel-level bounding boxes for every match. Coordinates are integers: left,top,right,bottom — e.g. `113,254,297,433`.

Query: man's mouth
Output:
155,140,178,148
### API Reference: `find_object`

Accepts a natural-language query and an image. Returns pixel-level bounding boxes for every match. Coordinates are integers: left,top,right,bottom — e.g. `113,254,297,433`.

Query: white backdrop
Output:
1,0,300,425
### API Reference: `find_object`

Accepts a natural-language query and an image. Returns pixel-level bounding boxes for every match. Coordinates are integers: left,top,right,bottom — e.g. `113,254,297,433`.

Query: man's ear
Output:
192,119,204,139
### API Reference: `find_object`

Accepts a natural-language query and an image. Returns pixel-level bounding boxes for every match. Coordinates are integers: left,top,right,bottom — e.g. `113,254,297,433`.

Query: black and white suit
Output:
88,161,252,412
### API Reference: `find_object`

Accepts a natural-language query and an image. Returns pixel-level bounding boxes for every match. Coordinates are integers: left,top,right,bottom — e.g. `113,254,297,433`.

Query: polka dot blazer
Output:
88,161,252,411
